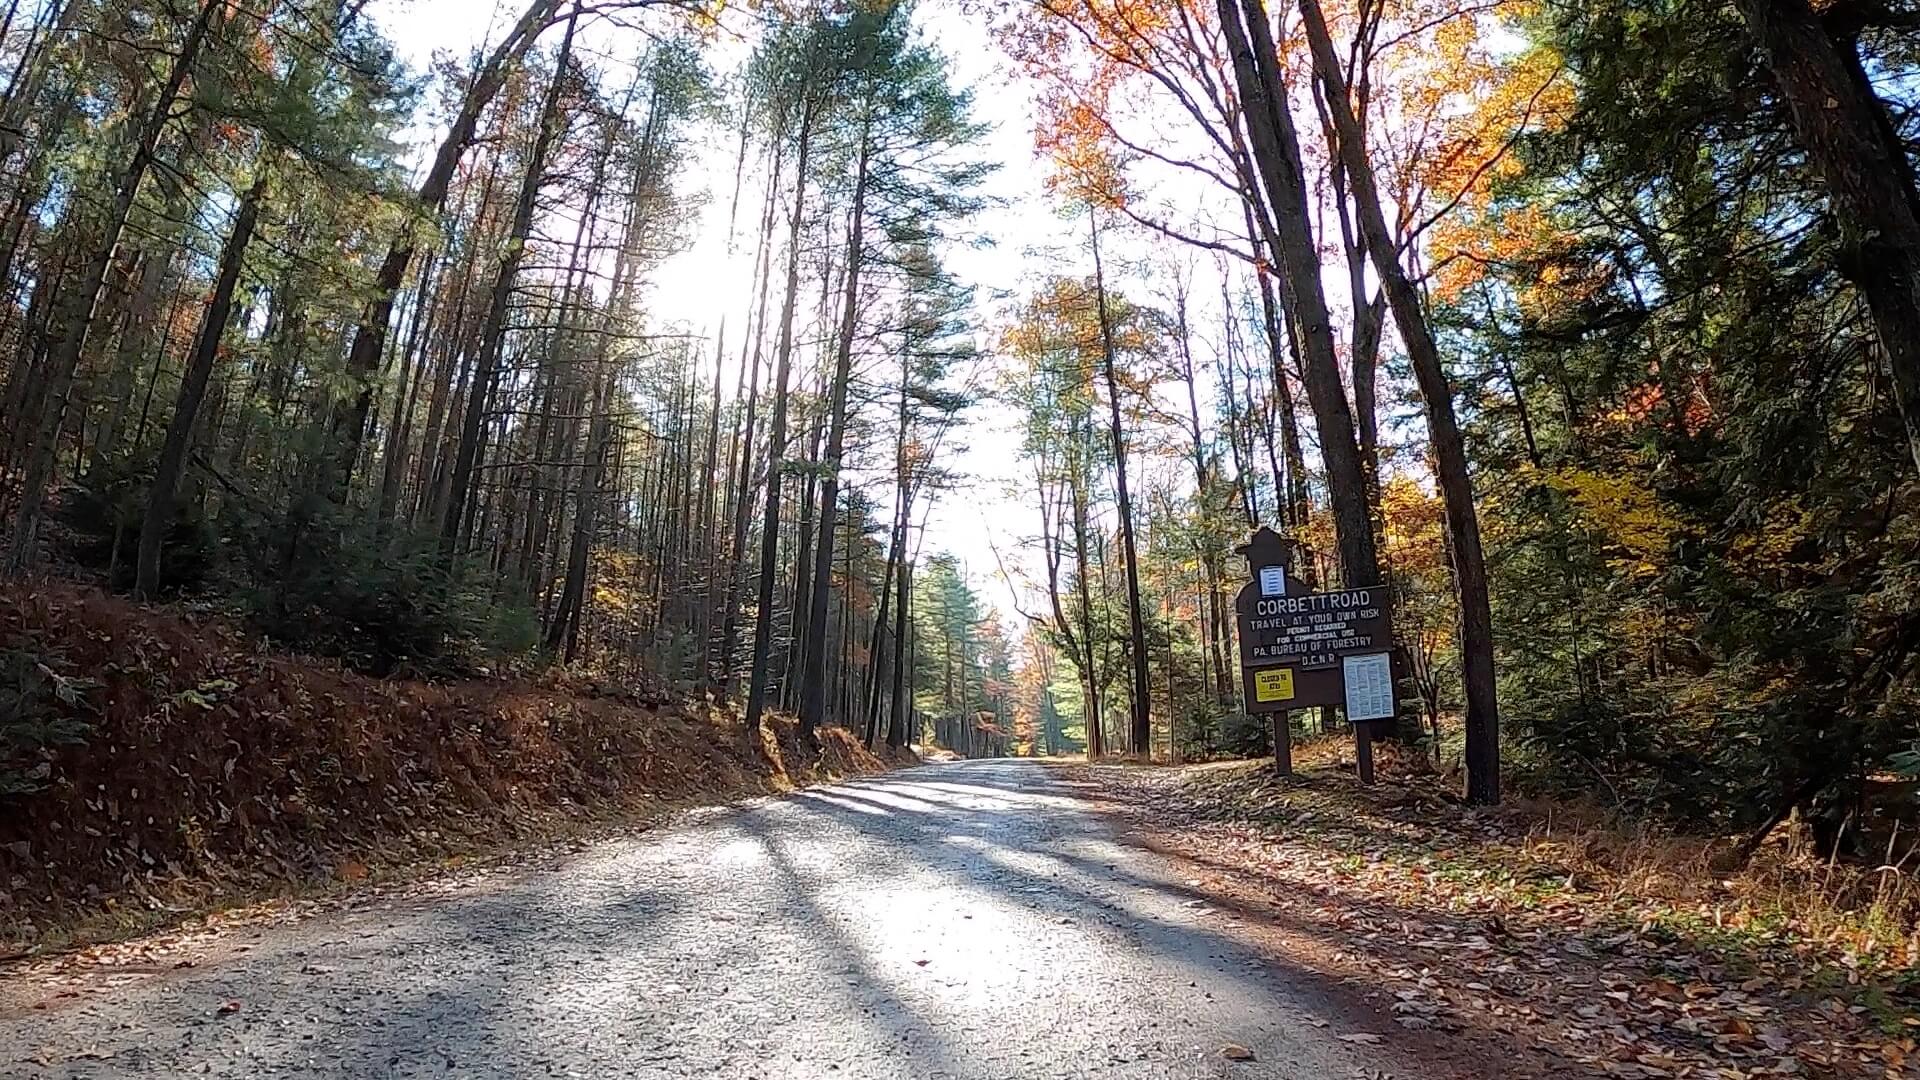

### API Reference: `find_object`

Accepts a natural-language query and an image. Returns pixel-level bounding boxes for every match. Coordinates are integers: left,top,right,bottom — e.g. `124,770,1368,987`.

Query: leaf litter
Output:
0,583,913,967
1067,758,1920,1080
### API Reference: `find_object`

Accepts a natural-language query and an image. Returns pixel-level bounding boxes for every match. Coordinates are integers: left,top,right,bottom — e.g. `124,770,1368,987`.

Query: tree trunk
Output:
134,174,267,599
695,322,725,666
784,405,823,711
548,377,611,661
865,517,901,747
744,106,817,733
887,553,912,749
411,166,497,525
1216,0,1379,590
544,117,640,661
715,142,785,696
375,246,440,523
1089,212,1153,758
868,356,917,747
1297,0,1499,803
799,116,872,738
1068,452,1104,758
1731,0,1920,476
1176,288,1237,707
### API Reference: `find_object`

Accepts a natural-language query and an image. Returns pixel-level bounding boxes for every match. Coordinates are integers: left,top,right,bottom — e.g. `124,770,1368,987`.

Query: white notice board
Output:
1342,652,1396,722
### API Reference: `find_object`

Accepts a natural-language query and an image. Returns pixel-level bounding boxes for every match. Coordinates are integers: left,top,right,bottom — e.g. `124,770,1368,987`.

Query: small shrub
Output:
486,604,543,661
0,640,99,796
57,453,219,594
248,512,536,678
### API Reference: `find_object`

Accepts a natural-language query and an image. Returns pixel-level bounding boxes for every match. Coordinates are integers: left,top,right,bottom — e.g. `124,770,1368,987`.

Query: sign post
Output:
1233,527,1398,783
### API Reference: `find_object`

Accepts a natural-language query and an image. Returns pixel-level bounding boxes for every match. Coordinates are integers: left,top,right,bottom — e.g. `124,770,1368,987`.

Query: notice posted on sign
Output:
1253,667,1296,704
1342,652,1396,721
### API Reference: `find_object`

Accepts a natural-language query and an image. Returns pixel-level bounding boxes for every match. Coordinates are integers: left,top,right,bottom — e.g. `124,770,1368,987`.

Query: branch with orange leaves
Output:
1020,0,1251,198
1407,60,1567,248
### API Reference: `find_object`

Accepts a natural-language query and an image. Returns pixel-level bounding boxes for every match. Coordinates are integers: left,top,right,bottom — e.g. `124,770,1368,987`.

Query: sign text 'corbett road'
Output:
1244,588,1388,668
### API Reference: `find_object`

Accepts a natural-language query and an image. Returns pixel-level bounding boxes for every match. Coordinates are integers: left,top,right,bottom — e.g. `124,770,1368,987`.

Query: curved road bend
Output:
2,759,1399,1079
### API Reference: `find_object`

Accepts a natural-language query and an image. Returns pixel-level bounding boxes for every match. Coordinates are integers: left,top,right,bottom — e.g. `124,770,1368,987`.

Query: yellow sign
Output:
1253,668,1296,704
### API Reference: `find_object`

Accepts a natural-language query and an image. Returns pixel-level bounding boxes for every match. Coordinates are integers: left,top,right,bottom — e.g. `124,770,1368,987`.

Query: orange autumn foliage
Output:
1002,0,1571,272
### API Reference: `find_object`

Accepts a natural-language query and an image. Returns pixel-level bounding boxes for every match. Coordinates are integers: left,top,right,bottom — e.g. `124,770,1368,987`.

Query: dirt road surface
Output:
2,760,1422,1079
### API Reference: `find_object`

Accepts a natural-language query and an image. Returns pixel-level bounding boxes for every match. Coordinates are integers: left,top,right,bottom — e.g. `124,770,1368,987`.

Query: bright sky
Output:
371,0,1241,626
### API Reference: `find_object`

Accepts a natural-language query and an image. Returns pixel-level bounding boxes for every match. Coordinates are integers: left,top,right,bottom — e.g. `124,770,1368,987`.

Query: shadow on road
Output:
5,758,1533,1079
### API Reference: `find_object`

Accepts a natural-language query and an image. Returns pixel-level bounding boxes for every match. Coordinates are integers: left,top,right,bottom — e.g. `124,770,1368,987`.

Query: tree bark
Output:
1297,0,1499,803
134,174,267,599
1731,0,1920,477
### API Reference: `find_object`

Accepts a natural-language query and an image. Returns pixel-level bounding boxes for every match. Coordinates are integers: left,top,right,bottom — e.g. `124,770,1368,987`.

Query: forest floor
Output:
0,583,911,957
1068,750,1920,1080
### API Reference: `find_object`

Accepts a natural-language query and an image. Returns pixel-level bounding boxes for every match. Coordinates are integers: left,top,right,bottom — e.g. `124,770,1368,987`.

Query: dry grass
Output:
1077,754,1920,1074
1506,795,1920,979
1131,744,1920,998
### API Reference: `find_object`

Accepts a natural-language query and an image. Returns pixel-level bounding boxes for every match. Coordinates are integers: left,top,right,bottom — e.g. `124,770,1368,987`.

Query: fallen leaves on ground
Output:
0,583,914,959
1070,759,1920,1080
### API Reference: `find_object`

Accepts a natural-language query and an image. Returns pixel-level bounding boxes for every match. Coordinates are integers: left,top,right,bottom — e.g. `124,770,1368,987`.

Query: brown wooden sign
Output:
1233,528,1397,721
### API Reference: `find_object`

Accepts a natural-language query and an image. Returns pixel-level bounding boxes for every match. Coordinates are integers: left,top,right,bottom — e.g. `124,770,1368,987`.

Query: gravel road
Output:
2,759,1399,1079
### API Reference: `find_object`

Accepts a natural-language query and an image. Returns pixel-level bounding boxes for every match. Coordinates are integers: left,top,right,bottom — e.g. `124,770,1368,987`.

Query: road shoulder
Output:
1058,758,1904,1080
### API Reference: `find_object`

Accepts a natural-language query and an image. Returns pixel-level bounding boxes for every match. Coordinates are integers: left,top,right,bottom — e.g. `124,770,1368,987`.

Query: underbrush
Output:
244,519,539,678
53,471,537,679
0,583,909,955
1504,795,1920,981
